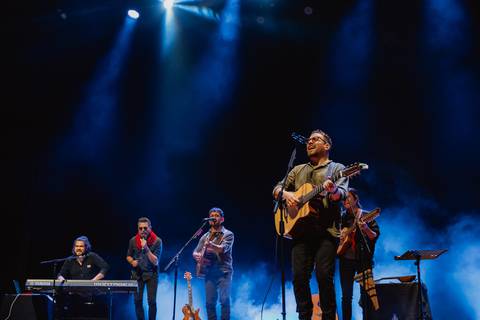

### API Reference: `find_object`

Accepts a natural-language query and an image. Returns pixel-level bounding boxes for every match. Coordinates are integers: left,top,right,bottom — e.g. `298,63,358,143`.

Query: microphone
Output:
291,132,308,145
70,253,87,260
203,217,217,221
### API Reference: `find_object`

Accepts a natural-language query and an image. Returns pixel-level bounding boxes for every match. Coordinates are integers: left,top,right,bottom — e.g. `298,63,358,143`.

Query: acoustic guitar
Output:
337,208,381,256
182,272,201,320
274,162,369,238
195,232,223,279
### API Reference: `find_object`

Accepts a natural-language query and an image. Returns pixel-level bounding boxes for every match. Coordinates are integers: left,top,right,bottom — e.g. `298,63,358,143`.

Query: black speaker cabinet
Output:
0,293,53,320
366,282,432,320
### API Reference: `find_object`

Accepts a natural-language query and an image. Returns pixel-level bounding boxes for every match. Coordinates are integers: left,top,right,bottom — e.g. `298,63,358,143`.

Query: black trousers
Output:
205,270,232,320
55,293,108,319
291,237,337,320
133,273,158,320
339,257,372,320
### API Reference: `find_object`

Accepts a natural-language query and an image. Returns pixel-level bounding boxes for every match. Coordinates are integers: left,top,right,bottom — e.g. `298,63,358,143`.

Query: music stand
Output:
394,249,447,320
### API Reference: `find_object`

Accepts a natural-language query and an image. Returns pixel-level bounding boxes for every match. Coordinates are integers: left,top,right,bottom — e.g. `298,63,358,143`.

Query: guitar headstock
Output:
341,162,368,179
184,271,192,281
364,208,381,222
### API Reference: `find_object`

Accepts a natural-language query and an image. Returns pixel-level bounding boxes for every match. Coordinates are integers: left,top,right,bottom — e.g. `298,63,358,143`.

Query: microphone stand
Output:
164,220,210,320
273,146,297,320
40,255,76,319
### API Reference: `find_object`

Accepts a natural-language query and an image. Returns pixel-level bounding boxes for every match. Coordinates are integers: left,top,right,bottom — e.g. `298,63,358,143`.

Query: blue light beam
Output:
55,17,136,165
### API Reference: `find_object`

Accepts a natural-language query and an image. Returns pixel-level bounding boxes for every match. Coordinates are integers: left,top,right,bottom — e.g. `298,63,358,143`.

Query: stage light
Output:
304,6,313,15
127,9,140,19
163,0,174,10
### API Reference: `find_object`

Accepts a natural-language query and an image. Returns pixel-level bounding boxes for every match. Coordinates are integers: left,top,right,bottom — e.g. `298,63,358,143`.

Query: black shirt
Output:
58,252,109,280
126,236,162,278
340,209,380,265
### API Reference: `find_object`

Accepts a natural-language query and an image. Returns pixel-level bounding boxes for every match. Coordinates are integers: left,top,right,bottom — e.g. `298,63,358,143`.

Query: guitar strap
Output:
326,161,335,181
354,268,380,310
209,230,224,242
351,215,357,253
321,162,335,209
206,231,224,259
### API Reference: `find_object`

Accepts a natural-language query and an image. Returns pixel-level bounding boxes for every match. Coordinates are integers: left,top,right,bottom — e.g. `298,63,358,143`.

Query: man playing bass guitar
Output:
193,207,234,320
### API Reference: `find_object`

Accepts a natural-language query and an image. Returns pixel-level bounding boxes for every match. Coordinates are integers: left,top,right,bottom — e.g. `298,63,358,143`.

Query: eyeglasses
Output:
307,136,327,144
138,227,149,230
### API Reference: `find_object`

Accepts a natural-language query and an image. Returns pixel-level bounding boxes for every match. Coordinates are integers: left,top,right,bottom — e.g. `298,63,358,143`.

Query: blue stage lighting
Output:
163,0,174,10
127,9,140,19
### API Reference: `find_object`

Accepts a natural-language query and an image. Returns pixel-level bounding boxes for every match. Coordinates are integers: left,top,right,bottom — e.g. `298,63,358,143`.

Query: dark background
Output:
4,0,480,318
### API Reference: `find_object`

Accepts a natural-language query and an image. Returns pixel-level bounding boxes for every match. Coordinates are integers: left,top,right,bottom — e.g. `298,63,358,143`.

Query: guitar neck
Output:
188,280,193,308
302,170,343,203
361,209,380,223
343,208,380,235
300,162,369,204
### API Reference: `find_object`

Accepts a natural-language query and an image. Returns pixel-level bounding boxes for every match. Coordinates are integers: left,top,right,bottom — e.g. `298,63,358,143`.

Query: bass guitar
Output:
337,208,380,256
274,162,369,238
182,272,201,320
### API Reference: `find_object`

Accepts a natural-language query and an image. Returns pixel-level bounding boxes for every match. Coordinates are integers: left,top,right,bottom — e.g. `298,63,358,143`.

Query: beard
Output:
210,221,222,228
306,148,316,157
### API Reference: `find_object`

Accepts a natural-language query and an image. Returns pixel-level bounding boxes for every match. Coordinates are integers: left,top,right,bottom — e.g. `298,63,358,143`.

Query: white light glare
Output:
127,9,140,19
163,0,174,10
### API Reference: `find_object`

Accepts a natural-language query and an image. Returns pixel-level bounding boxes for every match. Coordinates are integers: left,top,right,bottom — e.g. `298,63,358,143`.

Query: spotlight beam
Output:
163,0,174,10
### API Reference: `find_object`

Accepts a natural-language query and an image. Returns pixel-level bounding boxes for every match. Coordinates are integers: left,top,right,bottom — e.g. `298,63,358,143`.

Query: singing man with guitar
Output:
273,129,349,320
192,207,234,320
339,188,380,320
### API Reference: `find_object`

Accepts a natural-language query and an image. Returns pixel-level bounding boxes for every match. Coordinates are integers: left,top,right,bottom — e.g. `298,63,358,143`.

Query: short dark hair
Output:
137,217,151,227
209,207,224,217
72,236,92,254
310,129,333,148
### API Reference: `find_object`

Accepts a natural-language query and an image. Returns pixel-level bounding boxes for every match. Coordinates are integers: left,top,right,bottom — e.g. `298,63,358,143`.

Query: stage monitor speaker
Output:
366,282,432,320
0,293,53,320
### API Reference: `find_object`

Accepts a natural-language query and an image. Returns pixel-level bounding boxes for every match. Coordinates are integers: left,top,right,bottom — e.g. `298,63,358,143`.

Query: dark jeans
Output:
133,273,158,320
291,237,337,320
205,270,232,320
339,257,372,320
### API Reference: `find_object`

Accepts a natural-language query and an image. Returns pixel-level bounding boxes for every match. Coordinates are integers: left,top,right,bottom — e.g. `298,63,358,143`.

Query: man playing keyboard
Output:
56,235,110,318
57,235,109,281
